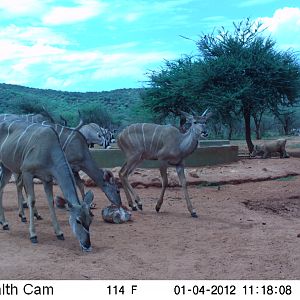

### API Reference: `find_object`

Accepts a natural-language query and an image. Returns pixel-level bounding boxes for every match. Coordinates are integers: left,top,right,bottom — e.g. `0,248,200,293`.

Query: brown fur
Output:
251,139,289,159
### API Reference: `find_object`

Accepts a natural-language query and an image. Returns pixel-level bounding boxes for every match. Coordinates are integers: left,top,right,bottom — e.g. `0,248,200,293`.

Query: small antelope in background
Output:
250,139,290,159
117,109,211,217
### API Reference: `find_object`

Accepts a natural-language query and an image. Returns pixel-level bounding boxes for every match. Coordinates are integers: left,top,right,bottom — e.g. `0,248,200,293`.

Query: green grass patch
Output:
287,143,300,149
273,175,297,182
196,182,222,189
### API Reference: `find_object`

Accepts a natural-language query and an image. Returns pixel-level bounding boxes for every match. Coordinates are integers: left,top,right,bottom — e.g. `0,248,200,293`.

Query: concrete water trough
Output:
90,140,238,168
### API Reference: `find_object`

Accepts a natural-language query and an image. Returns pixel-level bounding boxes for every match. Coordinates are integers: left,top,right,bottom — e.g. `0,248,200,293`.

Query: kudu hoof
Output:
35,214,43,220
3,224,9,230
155,206,160,213
19,213,27,223
132,206,138,211
56,234,65,241
30,236,38,244
135,200,143,211
22,202,28,209
191,212,198,218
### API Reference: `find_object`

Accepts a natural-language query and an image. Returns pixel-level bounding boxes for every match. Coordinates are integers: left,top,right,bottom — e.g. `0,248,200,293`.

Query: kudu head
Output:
102,170,122,206
180,108,212,138
98,126,110,149
250,144,263,157
68,190,94,252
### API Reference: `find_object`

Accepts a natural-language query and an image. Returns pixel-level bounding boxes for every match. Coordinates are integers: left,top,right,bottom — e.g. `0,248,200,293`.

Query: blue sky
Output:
0,0,299,92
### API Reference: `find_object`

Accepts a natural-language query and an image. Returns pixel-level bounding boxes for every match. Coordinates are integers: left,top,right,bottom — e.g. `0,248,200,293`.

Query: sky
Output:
0,0,300,92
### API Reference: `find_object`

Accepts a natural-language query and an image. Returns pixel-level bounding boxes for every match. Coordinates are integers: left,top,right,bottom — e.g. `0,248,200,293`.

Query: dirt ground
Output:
1,157,300,280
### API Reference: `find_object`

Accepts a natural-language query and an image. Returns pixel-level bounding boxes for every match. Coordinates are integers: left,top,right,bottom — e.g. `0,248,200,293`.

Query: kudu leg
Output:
119,162,134,208
43,181,64,240
22,172,38,243
15,173,42,221
0,166,12,230
155,162,168,213
119,157,142,210
176,165,198,218
16,181,27,223
74,172,85,198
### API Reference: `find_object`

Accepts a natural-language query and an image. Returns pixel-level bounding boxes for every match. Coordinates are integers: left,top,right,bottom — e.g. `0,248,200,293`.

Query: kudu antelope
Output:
0,114,121,223
0,119,94,251
117,109,212,217
79,123,110,148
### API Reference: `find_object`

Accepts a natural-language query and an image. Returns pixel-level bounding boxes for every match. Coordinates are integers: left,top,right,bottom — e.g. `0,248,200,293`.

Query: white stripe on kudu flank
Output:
141,123,146,150
149,125,159,152
62,130,75,151
58,126,64,138
0,120,19,158
13,123,36,161
21,126,42,161
154,127,164,153
127,125,135,148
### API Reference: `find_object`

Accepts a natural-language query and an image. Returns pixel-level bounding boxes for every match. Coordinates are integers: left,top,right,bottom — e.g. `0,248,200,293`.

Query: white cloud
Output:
238,0,277,8
0,25,68,65
0,25,69,47
124,12,141,22
0,0,46,16
0,24,176,90
259,7,300,51
91,51,175,80
42,0,107,26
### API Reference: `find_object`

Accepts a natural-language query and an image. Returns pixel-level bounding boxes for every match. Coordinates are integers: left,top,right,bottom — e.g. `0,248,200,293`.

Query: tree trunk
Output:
244,109,254,153
254,122,261,140
252,111,263,140
283,123,289,135
227,123,233,140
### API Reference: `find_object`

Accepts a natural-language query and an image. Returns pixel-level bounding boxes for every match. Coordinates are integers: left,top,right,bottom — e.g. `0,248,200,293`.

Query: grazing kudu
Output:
52,122,121,203
79,123,110,148
117,109,211,217
0,119,94,251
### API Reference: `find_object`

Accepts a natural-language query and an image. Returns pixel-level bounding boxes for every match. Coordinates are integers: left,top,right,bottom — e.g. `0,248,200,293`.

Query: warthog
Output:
250,139,290,159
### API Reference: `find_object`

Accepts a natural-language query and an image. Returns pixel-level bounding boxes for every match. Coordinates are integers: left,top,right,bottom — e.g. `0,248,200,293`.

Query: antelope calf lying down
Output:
117,109,211,217
0,119,94,251
250,139,290,159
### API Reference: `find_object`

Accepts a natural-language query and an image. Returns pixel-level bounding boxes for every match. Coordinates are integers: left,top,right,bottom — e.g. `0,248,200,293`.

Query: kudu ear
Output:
83,190,94,206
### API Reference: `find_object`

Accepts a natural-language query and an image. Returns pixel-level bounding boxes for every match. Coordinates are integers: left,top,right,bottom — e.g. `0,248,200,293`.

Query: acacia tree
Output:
142,56,203,122
143,18,300,151
196,19,300,151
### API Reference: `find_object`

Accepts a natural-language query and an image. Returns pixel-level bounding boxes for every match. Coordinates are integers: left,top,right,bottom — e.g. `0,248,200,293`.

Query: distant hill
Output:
0,83,146,126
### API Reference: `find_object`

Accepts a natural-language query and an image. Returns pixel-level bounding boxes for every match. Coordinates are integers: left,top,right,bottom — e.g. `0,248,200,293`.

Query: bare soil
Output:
1,157,300,280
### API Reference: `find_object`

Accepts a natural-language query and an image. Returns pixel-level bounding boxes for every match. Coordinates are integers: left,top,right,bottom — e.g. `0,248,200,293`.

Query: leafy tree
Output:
10,98,45,114
143,18,300,150
79,103,113,128
196,18,300,151
142,56,205,122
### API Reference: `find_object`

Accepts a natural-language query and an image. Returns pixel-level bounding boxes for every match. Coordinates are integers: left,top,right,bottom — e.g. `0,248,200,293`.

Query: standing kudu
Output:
0,119,94,251
117,109,212,217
